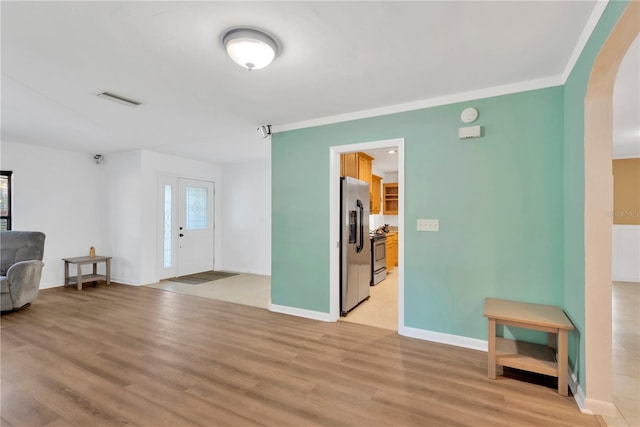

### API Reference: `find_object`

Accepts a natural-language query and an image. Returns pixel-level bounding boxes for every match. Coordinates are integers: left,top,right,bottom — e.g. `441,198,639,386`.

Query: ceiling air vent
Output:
97,91,141,107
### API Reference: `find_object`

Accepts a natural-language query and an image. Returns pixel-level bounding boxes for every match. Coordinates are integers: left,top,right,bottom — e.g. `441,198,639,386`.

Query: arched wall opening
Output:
583,0,639,412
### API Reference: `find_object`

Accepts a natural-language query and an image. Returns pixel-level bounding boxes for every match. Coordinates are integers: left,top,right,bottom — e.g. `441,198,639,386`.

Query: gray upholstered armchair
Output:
1,231,45,311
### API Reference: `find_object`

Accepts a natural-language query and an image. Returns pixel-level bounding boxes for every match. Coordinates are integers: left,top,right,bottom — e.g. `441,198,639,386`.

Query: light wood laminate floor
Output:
1,284,601,427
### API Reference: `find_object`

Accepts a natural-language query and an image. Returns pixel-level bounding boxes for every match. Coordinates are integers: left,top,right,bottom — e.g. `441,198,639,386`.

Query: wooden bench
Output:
63,255,112,291
483,298,574,396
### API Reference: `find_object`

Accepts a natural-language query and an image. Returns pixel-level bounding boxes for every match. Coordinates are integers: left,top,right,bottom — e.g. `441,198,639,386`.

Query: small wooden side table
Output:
484,298,575,396
63,255,112,290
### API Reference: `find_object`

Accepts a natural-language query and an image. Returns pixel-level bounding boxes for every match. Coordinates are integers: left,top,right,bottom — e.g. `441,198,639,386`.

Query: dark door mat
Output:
167,271,238,285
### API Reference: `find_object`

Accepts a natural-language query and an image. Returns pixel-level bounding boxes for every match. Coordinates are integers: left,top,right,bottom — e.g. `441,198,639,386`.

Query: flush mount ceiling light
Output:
222,27,278,71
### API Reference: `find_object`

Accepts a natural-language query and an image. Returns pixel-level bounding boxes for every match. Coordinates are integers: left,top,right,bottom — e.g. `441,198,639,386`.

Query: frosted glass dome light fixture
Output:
222,27,278,71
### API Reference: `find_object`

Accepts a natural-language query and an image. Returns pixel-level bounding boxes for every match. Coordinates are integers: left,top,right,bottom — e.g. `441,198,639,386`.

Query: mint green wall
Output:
563,0,629,391
272,87,564,341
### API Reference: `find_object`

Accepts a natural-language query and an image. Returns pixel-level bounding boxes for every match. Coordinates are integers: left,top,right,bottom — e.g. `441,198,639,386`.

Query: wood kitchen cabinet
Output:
371,174,382,214
341,152,374,196
383,183,398,215
394,236,398,267
386,233,397,272
358,154,372,187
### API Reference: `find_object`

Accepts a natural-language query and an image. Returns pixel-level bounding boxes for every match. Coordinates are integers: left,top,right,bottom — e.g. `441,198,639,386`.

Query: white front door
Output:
177,178,214,276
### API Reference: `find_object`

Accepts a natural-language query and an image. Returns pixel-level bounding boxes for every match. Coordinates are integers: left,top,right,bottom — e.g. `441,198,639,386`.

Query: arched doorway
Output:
584,0,639,414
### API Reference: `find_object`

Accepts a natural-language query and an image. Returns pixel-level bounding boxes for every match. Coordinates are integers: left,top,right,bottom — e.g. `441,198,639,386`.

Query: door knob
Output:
179,233,184,237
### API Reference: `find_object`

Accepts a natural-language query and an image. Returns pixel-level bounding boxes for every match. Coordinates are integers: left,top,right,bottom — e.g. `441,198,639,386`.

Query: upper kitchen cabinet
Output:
341,152,374,193
371,174,382,214
383,183,398,215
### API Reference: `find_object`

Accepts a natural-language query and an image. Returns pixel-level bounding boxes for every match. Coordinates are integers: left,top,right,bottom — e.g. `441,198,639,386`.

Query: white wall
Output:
103,150,142,285
612,225,640,282
140,150,222,284
0,141,106,288
1,142,266,287
220,160,271,275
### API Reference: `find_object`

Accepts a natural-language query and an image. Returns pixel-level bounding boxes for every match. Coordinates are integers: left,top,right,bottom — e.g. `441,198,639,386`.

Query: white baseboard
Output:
398,329,615,417
569,368,587,413
399,326,488,352
567,365,617,416
612,275,640,283
39,276,142,289
217,267,271,277
268,302,333,322
110,276,145,286
39,281,63,289
580,397,618,417
583,398,617,417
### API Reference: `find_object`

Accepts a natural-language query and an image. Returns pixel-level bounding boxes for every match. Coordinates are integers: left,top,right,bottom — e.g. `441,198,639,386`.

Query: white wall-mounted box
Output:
459,125,482,139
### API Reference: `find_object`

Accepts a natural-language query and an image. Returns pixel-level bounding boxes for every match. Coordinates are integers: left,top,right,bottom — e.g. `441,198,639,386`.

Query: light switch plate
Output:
417,219,439,231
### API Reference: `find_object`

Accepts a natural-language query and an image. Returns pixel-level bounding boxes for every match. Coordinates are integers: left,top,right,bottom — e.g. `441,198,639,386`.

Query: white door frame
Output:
157,173,216,280
329,138,405,324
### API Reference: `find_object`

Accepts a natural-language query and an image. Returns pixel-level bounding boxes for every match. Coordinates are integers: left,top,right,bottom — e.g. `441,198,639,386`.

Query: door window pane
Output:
185,186,208,229
163,185,172,268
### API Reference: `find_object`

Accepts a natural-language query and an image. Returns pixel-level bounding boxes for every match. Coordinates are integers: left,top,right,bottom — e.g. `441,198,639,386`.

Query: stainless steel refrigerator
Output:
340,176,371,316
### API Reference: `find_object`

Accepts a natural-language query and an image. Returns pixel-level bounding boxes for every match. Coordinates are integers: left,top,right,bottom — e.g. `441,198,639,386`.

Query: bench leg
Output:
558,329,568,396
488,319,496,379
76,264,83,291
92,262,98,285
64,261,70,287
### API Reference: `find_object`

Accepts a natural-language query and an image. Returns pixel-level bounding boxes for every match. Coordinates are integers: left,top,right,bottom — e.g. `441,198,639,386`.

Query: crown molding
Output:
562,1,610,83
273,75,563,133
273,2,609,135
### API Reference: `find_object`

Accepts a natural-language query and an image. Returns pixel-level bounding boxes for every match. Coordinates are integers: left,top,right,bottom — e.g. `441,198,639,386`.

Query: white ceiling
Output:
364,148,399,174
1,1,605,164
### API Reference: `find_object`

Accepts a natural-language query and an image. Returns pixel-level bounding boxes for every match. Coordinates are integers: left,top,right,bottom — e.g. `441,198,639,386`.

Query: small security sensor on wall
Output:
460,107,479,123
459,125,483,139
94,154,103,164
257,125,272,138
458,107,483,139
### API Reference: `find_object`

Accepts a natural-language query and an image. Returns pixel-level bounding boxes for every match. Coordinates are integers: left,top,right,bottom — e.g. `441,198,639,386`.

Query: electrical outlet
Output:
417,219,439,232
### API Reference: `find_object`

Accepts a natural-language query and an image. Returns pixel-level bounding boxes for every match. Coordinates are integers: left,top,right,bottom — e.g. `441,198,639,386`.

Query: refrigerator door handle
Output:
356,199,364,253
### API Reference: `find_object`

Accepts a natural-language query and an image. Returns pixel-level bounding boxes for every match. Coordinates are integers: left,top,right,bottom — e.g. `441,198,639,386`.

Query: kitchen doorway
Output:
329,138,405,330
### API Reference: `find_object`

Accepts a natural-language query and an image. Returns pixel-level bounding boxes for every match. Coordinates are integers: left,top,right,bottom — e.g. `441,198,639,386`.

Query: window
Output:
0,171,12,230
163,184,172,268
185,186,208,229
